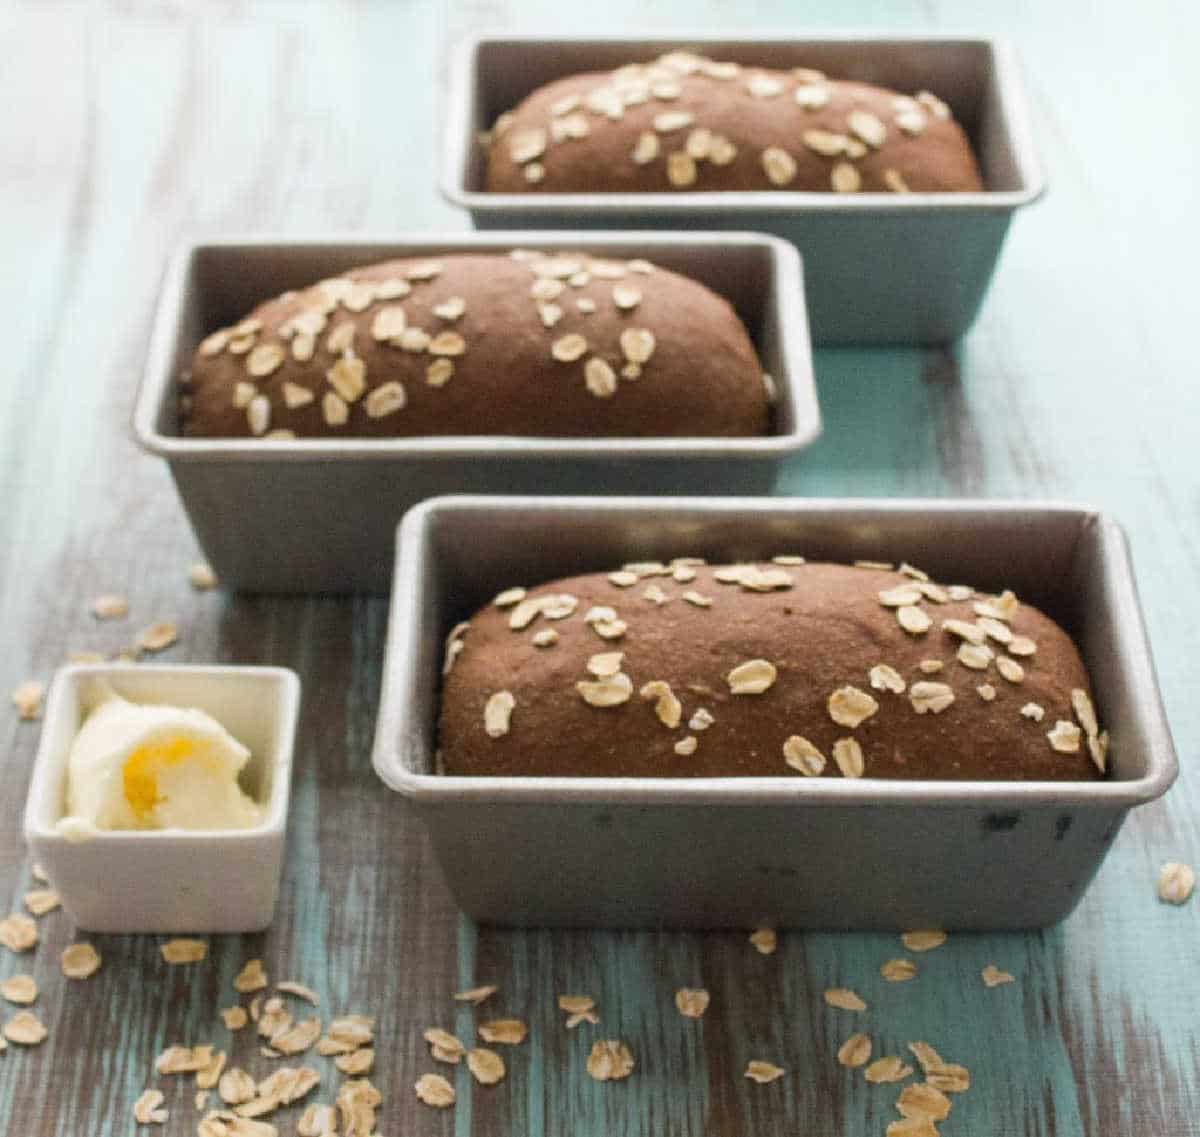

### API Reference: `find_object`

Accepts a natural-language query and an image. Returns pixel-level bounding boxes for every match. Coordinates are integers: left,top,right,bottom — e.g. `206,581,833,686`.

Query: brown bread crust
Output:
180,252,769,439
439,561,1104,781
484,53,983,195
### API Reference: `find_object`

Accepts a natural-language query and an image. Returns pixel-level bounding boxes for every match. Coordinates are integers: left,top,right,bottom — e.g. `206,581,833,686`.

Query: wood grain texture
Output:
2,0,1199,1134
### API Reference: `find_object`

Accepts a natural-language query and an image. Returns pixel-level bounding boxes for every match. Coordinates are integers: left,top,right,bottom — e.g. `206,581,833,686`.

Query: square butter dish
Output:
23,664,300,934
442,33,1045,344
133,232,818,594
373,496,1176,931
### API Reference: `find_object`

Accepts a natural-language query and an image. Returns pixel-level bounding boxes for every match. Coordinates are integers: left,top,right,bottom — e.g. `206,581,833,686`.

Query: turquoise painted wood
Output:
1,1,1197,1134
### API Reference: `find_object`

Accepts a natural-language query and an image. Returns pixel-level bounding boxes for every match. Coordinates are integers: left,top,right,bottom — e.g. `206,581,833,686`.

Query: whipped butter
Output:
61,692,262,832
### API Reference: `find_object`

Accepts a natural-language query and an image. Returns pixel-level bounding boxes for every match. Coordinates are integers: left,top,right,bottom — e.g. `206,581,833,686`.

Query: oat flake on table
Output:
415,1072,455,1108
161,937,207,964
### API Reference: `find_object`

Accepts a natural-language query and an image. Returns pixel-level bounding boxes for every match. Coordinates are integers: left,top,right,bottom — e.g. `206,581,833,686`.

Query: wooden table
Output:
2,2,1197,1134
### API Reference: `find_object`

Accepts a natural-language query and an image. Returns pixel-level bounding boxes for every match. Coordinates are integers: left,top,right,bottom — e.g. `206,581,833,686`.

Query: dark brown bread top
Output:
180,252,769,439
484,51,984,195
439,559,1107,780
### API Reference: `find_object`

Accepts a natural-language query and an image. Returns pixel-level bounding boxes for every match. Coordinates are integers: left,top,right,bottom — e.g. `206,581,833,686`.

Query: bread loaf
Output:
484,51,983,195
439,559,1106,781
180,251,770,439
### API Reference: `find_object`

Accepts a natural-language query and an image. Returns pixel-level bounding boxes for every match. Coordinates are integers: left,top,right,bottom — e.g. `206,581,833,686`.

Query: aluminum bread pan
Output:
372,496,1176,929
131,233,818,593
441,33,1046,344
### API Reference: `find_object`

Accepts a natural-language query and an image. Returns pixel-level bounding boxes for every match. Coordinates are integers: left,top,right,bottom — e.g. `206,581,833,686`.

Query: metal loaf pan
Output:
132,233,818,594
442,33,1046,345
372,496,1176,930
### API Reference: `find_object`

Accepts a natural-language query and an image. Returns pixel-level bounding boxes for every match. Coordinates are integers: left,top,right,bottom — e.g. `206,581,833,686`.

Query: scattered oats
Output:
467,1047,506,1085
866,1056,914,1084
709,134,738,164
640,680,683,728
550,93,581,117
674,735,698,756
910,682,955,715
566,1009,599,1028
838,1033,873,1068
11,681,43,720
91,593,129,619
297,1104,338,1137
428,331,466,357
896,1083,952,1123
61,942,101,979
761,146,797,186
1020,702,1045,722
584,356,618,398
942,618,985,645
1158,862,1195,904
189,562,218,591
917,90,953,120
654,110,694,133
336,1048,374,1076
321,391,348,427
898,605,932,634
977,616,1013,645
246,343,285,379
228,335,256,356
1071,687,1099,737
162,938,207,964
3,1010,46,1045
424,1027,466,1064
784,735,826,776
746,72,785,98
1,975,36,1005
424,361,453,390
995,655,1024,683
881,958,917,982
415,1072,455,1108
795,82,832,109
675,988,709,1018
197,1050,227,1090
509,128,547,164
612,284,641,310
869,664,907,695
248,996,261,1022
341,281,376,312
407,260,445,282
433,296,467,321
586,652,624,679
667,151,698,187
577,671,634,707
234,959,268,994
824,988,867,1012
195,1091,209,1112
672,564,697,583
277,981,319,1006
901,929,946,952
689,707,715,731
537,302,563,328
138,621,178,653
1008,635,1037,656
326,354,367,404
23,889,59,916
398,326,431,351
558,995,595,1015
685,127,713,159
1047,721,1082,753
925,1064,971,1093
484,690,516,738
271,1017,321,1056
257,998,291,1041
336,1079,382,1136
478,1018,527,1045
632,130,661,164
222,1006,248,1030
587,1039,635,1081
156,1045,213,1075
745,1060,785,1084
855,560,894,571
974,591,1019,622
977,683,997,701
803,128,849,157
133,1088,169,1125
683,590,713,608
551,333,588,362
494,586,526,608
454,984,497,1005
879,585,924,607
828,686,879,728
620,327,656,363
848,109,887,148
981,963,1016,988
957,642,994,670
325,1014,374,1049
200,329,231,356
749,927,777,955
832,738,865,778
576,297,597,314
728,659,777,695
531,276,564,300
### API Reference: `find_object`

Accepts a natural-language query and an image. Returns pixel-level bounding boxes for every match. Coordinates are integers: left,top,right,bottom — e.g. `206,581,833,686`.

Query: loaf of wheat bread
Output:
179,251,770,438
438,559,1106,780
484,51,983,195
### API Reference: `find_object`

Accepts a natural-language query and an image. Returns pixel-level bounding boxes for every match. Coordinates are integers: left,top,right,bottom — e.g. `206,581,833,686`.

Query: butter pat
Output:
62,694,262,831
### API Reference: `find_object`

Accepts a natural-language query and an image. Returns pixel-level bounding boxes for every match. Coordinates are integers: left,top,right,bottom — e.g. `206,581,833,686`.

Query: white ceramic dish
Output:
23,664,300,933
